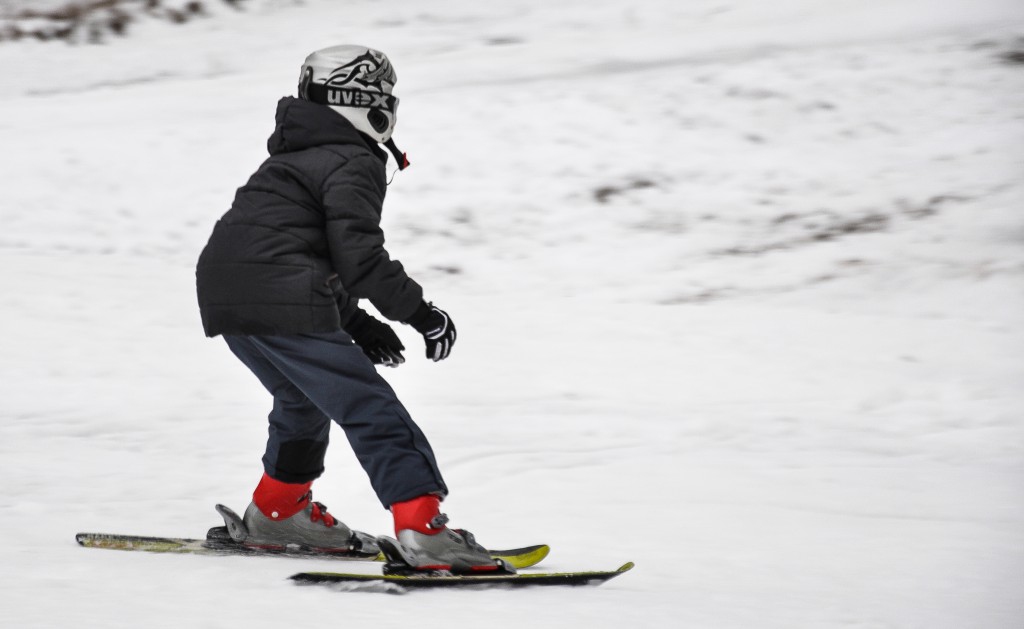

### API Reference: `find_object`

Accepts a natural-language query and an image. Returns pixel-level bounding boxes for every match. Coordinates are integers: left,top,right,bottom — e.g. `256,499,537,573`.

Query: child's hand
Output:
405,302,456,362
345,310,406,367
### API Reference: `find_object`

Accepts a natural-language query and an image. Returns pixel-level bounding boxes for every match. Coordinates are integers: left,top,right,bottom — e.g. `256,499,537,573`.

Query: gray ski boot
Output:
380,514,512,574
217,500,379,555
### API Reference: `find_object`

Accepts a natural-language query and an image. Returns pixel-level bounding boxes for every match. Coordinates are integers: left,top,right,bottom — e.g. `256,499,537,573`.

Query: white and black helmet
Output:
298,45,408,168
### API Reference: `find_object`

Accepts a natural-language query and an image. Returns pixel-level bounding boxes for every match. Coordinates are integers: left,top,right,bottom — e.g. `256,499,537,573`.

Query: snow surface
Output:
1,1,1023,627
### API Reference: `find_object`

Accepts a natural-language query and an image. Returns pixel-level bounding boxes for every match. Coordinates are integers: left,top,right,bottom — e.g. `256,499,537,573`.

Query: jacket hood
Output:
267,97,387,161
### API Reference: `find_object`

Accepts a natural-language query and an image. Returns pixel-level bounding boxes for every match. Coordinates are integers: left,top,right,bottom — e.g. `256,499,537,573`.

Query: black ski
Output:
290,561,635,591
289,534,632,591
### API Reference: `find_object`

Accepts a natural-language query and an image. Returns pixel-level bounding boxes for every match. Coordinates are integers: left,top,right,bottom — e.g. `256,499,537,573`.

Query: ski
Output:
290,561,635,591
289,534,632,591
77,527,372,559
75,527,550,570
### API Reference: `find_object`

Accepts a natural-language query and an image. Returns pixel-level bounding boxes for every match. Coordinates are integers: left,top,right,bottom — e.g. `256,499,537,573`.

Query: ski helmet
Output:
298,45,408,168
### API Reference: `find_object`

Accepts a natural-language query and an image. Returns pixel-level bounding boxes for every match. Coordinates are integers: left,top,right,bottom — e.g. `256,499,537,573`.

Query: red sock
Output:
252,473,312,521
391,494,443,536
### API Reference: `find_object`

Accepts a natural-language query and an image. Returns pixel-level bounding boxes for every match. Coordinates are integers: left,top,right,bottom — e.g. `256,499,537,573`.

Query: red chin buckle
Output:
383,137,410,171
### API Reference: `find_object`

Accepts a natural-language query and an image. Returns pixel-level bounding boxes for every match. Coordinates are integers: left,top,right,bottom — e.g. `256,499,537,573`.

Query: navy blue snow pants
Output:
223,331,448,508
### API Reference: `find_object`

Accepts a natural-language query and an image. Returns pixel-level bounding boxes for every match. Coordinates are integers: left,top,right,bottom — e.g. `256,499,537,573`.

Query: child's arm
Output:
322,154,424,323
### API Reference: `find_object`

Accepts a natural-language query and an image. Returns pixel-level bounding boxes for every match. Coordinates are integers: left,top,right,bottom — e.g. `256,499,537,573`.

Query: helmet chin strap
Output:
383,138,410,171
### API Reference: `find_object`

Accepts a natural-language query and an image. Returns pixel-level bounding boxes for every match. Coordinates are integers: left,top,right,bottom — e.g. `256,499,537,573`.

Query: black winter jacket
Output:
196,97,423,337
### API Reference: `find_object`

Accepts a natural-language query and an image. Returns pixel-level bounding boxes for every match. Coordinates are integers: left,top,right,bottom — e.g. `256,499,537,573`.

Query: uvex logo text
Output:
307,85,395,112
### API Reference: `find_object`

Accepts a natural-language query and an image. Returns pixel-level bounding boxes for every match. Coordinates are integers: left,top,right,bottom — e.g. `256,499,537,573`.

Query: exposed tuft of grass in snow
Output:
0,0,298,44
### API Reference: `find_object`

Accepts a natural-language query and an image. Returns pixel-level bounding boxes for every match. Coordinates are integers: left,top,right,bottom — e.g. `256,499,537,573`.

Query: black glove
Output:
404,301,456,362
345,309,406,367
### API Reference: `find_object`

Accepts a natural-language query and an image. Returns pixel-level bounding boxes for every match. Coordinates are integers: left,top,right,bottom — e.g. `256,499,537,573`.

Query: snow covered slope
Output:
1,1,1022,627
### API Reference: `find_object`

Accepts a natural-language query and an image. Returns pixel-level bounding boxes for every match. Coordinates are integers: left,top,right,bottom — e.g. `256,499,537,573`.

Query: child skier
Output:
196,45,494,571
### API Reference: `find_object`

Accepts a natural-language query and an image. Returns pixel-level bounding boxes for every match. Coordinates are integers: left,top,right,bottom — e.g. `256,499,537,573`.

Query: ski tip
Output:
616,561,635,573
493,544,550,569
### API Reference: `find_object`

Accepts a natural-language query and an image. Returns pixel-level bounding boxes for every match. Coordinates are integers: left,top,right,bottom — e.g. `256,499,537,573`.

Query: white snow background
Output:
1,0,1023,627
